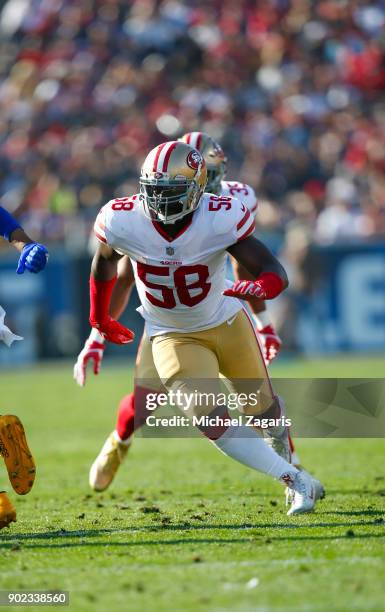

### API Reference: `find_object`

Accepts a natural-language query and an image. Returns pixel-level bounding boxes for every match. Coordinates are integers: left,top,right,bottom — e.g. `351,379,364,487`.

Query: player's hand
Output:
258,324,282,366
224,279,265,301
91,316,135,345
224,273,284,301
16,243,49,274
73,330,106,387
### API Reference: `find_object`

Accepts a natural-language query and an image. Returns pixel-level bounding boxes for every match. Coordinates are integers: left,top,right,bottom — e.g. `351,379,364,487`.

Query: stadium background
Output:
0,0,385,365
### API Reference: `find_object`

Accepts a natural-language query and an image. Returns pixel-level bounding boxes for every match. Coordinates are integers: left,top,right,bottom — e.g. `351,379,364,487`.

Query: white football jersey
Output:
220,181,258,215
94,192,255,336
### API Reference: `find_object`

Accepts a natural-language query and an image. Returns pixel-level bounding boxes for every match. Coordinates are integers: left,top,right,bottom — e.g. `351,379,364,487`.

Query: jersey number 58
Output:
137,263,211,308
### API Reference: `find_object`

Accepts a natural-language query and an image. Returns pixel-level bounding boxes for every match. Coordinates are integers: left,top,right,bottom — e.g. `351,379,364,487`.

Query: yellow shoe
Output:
0,415,36,495
0,491,16,529
89,432,131,492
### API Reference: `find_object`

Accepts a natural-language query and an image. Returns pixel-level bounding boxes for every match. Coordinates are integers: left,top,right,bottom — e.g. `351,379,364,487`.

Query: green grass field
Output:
0,356,385,612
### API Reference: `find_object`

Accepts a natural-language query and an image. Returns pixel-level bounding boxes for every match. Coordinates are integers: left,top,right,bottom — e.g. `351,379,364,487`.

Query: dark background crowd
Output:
0,0,384,252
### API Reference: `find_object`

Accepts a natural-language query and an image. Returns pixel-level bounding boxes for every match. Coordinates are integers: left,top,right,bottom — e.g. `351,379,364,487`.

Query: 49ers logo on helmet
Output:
186,150,203,170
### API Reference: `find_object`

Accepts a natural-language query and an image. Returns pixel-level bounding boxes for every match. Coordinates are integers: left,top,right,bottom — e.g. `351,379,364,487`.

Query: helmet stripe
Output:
185,133,192,144
189,132,199,149
161,141,179,172
152,142,168,172
196,132,202,151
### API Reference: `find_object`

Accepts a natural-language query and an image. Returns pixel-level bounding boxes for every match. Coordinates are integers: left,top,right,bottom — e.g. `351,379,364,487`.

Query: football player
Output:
0,205,48,529
85,140,322,515
75,133,311,495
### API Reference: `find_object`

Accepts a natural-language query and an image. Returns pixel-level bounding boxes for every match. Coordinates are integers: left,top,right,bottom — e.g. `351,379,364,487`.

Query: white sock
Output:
212,424,298,481
113,430,132,446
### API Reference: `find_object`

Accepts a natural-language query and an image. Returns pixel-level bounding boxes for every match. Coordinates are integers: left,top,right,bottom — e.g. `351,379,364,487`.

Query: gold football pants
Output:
136,310,274,417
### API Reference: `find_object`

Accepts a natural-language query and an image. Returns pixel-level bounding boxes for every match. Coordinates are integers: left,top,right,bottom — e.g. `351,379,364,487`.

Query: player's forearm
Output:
0,206,22,242
109,256,135,319
225,237,288,301
228,237,288,291
91,246,120,281
9,228,34,253
89,246,134,344
90,245,120,326
231,257,267,314
246,253,288,290
110,277,134,319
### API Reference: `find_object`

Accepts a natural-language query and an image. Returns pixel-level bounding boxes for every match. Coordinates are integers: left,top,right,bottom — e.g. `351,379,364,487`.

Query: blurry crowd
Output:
0,0,384,253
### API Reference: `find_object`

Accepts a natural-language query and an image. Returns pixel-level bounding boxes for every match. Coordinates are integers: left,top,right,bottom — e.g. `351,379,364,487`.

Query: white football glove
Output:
74,328,106,387
0,306,23,347
253,312,282,366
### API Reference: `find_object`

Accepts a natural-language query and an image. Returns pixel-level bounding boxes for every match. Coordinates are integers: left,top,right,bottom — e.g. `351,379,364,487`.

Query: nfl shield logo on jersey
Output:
166,246,175,256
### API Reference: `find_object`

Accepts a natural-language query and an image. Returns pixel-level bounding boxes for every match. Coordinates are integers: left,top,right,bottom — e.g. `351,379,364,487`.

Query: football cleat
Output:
0,491,16,529
285,471,325,507
264,426,291,463
0,415,36,495
284,470,318,516
89,432,131,492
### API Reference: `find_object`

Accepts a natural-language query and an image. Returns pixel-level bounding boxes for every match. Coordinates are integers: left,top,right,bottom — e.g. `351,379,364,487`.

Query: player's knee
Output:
241,389,277,416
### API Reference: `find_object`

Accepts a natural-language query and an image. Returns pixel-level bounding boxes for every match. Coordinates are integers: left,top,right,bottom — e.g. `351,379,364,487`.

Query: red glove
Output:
258,324,282,365
224,273,285,301
74,329,106,387
89,276,135,345
95,317,135,344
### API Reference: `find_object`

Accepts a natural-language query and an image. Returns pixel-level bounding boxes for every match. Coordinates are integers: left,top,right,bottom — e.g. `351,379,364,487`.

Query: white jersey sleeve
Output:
93,196,138,250
220,181,258,215
204,193,256,247
94,207,107,244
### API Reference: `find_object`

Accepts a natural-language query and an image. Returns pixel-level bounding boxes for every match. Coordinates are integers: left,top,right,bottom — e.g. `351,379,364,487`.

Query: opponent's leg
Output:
0,415,35,495
0,491,16,529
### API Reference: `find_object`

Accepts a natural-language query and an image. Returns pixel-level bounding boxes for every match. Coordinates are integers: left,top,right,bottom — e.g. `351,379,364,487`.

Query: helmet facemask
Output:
140,141,207,224
140,178,204,224
206,160,226,195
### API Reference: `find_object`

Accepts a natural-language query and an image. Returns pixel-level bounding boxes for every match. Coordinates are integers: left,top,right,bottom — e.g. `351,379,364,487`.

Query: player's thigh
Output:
217,310,274,413
134,332,164,412
135,332,162,390
151,334,220,417
152,334,219,382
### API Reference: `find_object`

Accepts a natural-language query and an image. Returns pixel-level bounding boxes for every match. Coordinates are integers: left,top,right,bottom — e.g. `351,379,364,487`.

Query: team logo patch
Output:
186,150,203,170
153,172,165,179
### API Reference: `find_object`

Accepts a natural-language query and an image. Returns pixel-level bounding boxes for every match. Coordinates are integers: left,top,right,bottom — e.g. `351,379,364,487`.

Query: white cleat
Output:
89,432,131,492
283,470,318,516
285,470,325,507
264,427,291,463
